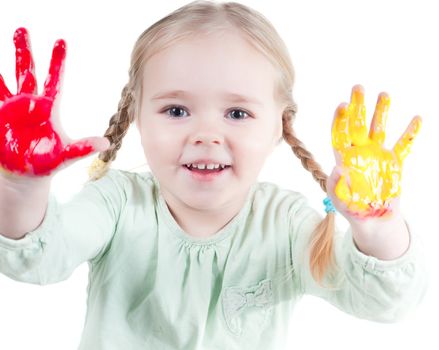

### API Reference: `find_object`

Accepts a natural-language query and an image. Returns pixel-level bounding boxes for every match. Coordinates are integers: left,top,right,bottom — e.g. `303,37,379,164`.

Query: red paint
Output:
14,27,37,95
0,27,94,176
0,75,12,100
348,204,391,220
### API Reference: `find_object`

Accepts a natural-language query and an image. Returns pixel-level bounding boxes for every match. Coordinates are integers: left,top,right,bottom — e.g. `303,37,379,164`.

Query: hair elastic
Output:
88,157,108,180
323,197,336,214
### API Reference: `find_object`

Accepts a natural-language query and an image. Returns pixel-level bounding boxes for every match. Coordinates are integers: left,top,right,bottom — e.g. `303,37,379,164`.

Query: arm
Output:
289,199,427,322
0,27,108,238
0,170,122,285
291,85,427,321
327,84,422,261
0,27,112,284
349,207,410,260
0,174,51,239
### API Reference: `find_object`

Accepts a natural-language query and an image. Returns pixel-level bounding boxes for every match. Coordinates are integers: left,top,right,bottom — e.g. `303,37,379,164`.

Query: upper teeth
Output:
186,163,227,169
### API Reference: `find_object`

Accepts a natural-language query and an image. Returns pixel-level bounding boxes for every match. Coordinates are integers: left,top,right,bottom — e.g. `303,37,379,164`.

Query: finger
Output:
91,137,111,152
327,166,350,212
62,137,110,162
326,166,342,199
13,27,37,94
334,175,352,206
369,92,390,145
393,116,422,163
0,74,13,101
348,84,368,146
331,102,350,153
42,39,66,99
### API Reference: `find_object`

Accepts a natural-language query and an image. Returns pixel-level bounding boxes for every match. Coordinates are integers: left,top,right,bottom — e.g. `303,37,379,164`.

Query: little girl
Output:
0,1,427,349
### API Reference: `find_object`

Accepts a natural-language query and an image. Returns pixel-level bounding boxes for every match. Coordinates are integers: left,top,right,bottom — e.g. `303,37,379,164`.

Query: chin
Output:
183,193,227,210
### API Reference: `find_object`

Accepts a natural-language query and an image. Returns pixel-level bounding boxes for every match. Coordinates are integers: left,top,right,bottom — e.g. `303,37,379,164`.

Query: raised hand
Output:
329,85,421,219
0,27,109,177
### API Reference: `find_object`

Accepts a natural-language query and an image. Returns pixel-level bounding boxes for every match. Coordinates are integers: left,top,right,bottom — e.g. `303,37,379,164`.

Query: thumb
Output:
62,136,110,163
326,165,343,197
85,136,111,153
326,165,349,212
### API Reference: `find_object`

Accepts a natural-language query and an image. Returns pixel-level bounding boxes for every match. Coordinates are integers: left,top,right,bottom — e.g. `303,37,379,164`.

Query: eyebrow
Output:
150,90,263,106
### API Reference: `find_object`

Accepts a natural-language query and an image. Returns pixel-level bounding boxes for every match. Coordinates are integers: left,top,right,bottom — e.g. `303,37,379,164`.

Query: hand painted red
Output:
0,28,108,177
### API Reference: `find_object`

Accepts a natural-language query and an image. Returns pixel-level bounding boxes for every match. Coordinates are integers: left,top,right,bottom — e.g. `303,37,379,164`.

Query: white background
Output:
0,0,437,349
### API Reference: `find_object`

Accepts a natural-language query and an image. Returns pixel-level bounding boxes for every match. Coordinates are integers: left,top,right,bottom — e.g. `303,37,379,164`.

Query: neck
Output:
160,188,250,238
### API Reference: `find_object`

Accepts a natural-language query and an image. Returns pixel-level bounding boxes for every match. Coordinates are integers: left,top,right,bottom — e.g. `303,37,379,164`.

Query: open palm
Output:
0,27,108,177
329,85,421,218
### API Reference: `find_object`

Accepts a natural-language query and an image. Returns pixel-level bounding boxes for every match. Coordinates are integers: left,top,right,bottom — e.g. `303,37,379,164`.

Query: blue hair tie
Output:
323,197,336,214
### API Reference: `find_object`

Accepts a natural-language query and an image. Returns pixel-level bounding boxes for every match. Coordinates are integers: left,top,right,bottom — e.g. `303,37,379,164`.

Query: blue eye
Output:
162,105,251,120
228,109,250,120
165,106,188,118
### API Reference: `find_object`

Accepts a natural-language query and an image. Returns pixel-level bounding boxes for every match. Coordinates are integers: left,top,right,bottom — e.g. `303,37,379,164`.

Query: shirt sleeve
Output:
288,194,428,322
0,169,124,285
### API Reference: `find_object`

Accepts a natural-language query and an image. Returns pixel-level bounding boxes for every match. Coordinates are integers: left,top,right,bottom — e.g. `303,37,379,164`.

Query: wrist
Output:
349,211,410,260
0,167,52,239
0,166,53,187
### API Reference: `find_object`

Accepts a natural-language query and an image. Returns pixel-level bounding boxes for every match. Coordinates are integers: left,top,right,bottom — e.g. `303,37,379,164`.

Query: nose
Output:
188,117,224,145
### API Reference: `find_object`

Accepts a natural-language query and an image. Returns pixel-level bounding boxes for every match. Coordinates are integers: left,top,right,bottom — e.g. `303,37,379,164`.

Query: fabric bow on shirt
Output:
222,279,274,336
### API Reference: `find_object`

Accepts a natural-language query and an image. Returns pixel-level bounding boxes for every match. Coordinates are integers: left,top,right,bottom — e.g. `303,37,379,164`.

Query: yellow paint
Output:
332,85,421,217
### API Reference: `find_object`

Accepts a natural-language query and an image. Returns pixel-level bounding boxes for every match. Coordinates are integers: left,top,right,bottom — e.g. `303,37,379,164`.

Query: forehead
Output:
142,31,278,101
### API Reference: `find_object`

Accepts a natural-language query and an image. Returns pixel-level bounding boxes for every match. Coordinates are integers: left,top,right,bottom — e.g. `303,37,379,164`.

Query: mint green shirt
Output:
0,169,427,349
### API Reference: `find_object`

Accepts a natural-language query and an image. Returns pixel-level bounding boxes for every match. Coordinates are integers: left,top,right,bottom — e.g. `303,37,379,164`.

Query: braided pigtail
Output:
282,106,337,285
88,85,135,181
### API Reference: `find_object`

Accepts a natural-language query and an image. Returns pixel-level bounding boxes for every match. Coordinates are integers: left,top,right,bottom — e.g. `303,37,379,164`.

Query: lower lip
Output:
182,165,230,182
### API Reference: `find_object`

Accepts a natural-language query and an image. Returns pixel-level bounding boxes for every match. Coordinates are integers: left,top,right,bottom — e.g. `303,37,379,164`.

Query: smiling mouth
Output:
182,164,231,174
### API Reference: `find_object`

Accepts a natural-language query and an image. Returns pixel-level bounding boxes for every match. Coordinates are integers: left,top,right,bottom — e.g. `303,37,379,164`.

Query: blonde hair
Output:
88,0,336,285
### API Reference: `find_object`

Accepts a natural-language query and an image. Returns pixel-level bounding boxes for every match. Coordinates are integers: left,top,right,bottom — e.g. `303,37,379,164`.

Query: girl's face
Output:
137,30,283,211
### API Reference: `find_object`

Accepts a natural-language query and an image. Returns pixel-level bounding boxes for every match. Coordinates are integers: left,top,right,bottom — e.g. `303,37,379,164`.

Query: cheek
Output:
142,129,171,146
139,123,180,163
240,139,270,155
236,129,274,153
140,118,177,146
232,135,272,170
